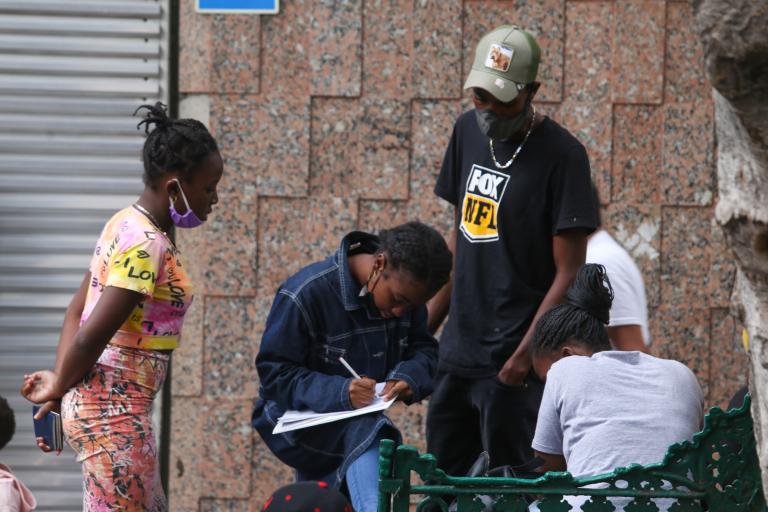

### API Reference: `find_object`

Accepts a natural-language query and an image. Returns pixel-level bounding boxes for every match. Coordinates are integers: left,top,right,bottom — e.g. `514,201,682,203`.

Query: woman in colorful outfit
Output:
20,103,222,511
252,221,452,512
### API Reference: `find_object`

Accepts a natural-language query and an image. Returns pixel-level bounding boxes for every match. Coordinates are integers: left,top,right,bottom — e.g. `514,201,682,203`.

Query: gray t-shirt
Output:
532,351,704,478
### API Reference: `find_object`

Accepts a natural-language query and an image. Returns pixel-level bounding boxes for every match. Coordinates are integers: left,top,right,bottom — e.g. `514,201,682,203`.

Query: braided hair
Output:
378,221,452,295
531,264,614,357
134,102,219,187
0,395,15,451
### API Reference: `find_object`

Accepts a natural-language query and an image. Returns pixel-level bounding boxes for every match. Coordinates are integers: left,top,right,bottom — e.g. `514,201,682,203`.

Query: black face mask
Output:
358,263,384,318
474,97,533,141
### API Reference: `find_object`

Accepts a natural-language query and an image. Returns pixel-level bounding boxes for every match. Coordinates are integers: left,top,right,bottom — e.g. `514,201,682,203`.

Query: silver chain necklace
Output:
133,203,164,232
489,104,536,169
133,203,177,249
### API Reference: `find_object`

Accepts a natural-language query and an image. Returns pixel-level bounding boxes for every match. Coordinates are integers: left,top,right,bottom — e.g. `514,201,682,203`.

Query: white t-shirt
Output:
532,351,703,478
587,230,650,346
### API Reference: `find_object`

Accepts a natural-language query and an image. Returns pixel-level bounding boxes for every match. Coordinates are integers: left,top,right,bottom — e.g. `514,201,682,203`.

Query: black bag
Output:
447,452,545,512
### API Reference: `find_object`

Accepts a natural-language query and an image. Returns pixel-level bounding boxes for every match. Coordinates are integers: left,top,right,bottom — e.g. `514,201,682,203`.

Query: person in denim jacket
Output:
252,222,452,512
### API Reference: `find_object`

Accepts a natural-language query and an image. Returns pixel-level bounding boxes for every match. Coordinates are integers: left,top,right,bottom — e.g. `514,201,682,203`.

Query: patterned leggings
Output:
62,345,169,512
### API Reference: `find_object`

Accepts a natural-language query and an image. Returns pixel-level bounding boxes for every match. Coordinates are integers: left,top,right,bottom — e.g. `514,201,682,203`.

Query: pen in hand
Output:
338,356,362,380
340,357,376,408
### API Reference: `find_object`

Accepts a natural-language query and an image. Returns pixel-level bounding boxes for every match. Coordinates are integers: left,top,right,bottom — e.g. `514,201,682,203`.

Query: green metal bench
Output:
378,395,766,511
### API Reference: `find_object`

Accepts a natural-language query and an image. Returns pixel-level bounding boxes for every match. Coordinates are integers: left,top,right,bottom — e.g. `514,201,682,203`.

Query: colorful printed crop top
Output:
80,206,193,351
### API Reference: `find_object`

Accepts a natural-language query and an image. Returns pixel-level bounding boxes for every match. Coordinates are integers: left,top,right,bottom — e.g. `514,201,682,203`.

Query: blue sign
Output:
197,0,279,14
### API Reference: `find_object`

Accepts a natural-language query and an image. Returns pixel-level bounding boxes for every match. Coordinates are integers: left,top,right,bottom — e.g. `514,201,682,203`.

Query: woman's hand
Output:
21,373,64,455
33,400,62,455
349,377,376,409
21,370,61,405
379,380,412,402
35,435,61,454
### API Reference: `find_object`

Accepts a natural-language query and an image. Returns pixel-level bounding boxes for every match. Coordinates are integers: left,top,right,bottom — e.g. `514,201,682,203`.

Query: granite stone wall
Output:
169,1,747,510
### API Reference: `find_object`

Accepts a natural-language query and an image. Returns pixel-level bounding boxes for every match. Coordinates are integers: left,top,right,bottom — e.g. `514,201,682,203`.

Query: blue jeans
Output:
345,440,381,512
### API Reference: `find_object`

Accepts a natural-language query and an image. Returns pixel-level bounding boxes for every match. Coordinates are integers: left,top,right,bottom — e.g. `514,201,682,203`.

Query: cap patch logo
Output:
485,44,513,72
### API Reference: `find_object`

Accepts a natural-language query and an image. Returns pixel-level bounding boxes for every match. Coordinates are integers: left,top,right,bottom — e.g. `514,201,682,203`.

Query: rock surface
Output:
693,0,768,499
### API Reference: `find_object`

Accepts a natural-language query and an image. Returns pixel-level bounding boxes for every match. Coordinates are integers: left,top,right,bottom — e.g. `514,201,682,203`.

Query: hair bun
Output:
134,102,170,134
565,264,614,324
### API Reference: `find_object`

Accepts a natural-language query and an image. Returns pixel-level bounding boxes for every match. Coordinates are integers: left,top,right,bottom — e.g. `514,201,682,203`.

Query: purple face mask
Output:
169,179,204,229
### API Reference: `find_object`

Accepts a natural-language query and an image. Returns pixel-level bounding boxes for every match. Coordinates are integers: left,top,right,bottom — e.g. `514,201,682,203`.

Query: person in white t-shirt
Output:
528,264,703,511
586,187,649,352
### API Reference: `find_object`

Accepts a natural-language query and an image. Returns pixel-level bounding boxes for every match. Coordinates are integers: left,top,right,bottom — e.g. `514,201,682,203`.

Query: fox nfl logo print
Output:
460,164,510,243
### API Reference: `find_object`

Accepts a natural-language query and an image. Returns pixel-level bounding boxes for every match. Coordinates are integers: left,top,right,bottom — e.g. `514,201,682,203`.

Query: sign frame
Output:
196,0,279,14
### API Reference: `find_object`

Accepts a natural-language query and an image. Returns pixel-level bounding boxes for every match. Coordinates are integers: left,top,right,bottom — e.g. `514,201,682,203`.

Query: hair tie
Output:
134,102,171,134
565,297,610,324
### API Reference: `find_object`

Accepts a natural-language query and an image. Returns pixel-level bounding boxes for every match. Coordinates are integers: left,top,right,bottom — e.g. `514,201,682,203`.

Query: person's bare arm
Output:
426,213,457,334
498,229,588,386
23,285,144,403
607,325,648,352
53,286,144,394
534,450,567,473
22,272,91,449
54,272,91,376
22,272,90,420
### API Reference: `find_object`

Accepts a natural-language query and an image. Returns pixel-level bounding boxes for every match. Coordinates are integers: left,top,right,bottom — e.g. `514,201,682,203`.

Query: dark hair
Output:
531,264,614,357
134,102,219,187
378,221,452,294
0,395,15,450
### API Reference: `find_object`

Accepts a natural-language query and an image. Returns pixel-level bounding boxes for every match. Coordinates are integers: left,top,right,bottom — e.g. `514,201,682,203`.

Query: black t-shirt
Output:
434,110,598,378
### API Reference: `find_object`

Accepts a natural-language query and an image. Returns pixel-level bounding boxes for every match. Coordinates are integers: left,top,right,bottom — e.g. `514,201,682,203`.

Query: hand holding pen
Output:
339,357,414,406
340,357,376,409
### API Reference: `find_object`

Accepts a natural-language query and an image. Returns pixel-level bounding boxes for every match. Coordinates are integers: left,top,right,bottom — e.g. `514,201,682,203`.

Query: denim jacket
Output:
252,231,438,485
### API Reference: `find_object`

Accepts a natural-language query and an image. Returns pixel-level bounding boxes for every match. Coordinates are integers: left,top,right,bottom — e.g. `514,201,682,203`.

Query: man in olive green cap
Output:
426,25,599,476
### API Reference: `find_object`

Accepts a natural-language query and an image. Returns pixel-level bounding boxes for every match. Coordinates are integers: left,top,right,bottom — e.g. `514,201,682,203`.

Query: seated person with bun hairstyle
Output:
529,264,704,511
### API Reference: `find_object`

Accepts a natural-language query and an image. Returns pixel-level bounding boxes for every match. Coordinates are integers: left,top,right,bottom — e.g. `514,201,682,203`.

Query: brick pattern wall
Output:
169,1,748,510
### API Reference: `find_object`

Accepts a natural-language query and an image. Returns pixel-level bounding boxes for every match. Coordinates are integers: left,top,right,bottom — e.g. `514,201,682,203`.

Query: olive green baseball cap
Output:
464,25,541,103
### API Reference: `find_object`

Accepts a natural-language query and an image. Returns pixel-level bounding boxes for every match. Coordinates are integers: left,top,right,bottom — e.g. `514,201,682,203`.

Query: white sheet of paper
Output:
272,383,395,434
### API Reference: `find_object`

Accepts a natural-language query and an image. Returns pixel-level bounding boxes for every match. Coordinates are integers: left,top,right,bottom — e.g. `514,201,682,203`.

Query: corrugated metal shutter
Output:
0,1,169,509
